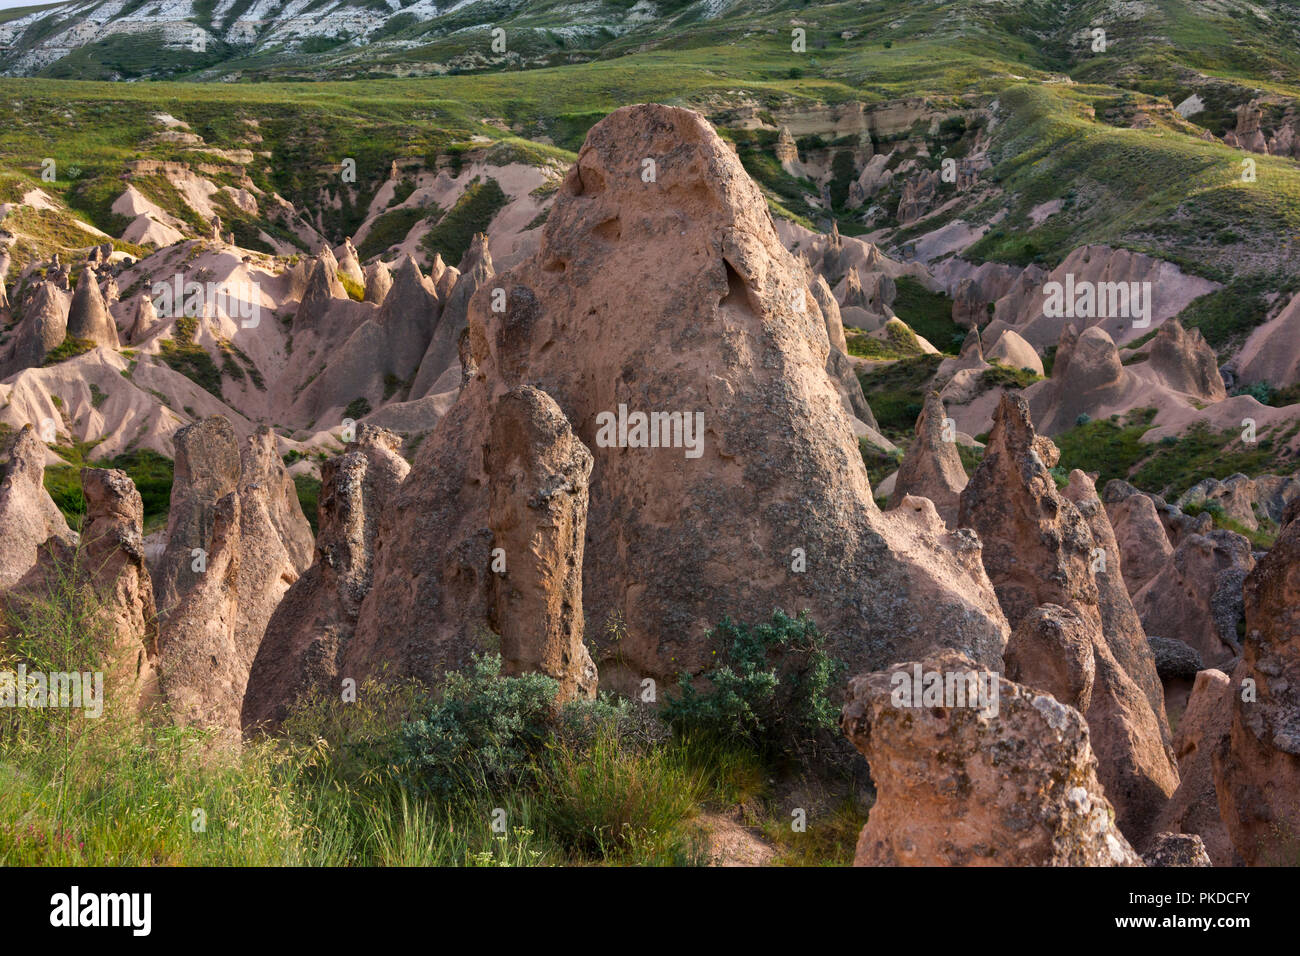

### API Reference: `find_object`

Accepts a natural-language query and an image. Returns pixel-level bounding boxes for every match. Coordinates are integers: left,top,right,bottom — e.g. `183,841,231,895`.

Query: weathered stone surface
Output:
1148,319,1226,401
1214,517,1300,865
234,428,313,669
1135,530,1254,668
1152,669,1237,866
1142,832,1212,867
157,492,243,736
1004,604,1096,714
842,649,1142,866
959,395,1177,845
887,391,967,525
1103,480,1174,596
154,416,242,619
66,266,119,349
352,105,1010,700
243,426,409,731
80,467,160,714
0,425,75,591
486,386,598,700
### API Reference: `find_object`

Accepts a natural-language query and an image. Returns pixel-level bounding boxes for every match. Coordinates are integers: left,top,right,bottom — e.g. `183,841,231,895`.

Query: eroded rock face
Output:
233,428,314,670
1214,518,1300,866
1153,669,1236,866
157,493,243,736
1143,833,1211,867
66,266,119,349
1004,604,1096,714
1134,530,1254,669
364,260,392,305
352,104,1010,699
410,235,493,399
1103,480,1174,596
1,281,67,375
243,426,409,731
958,395,1177,845
487,386,598,700
1027,325,1127,434
887,391,967,525
154,417,242,619
80,468,160,715
1148,320,1225,401
841,649,1142,866
0,425,75,591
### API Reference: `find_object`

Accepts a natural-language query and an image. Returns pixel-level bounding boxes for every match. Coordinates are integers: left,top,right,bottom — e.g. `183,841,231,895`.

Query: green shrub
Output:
662,611,843,759
400,653,560,800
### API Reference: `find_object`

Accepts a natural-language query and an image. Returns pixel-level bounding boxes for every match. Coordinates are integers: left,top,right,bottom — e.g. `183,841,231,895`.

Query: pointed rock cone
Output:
434,263,460,301
0,425,75,590
1149,319,1226,401
1,280,67,375
409,242,491,398
336,238,365,286
128,294,158,344
66,265,119,348
293,258,343,331
243,426,409,732
346,104,1010,703
363,259,393,305
887,392,968,525
959,393,1178,845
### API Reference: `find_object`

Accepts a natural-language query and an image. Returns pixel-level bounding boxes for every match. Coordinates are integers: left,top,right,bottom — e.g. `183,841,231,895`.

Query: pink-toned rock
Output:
243,426,409,730
1103,480,1174,596
66,266,119,349
80,467,161,715
842,648,1142,866
0,425,75,591
351,105,1010,699
1152,669,1237,866
487,386,598,700
1148,319,1225,401
1004,604,1096,714
1214,517,1300,865
887,391,967,525
959,395,1178,844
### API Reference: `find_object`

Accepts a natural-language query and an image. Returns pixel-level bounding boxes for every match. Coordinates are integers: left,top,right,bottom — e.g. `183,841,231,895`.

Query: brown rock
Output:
1,281,67,375
1148,319,1226,401
841,648,1143,866
157,492,243,736
351,104,1010,698
363,260,392,305
1103,480,1173,596
79,467,160,714
959,396,1178,844
887,391,968,525
1214,517,1300,865
1142,833,1211,867
1004,604,1096,714
1152,668,1236,865
243,426,409,731
233,428,313,668
66,266,119,349
487,386,598,700
1134,530,1254,668
0,425,75,591
154,416,242,619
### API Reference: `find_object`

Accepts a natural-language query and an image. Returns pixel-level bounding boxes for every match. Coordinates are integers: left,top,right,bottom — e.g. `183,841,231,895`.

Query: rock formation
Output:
486,386,598,700
886,392,967,525
1152,669,1236,865
1213,516,1300,865
841,649,1142,866
348,105,1010,704
66,265,119,348
958,395,1177,844
154,417,242,619
1148,319,1225,401
1134,529,1253,668
79,467,160,714
0,425,75,591
243,426,409,731
1,281,67,376
234,428,313,668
